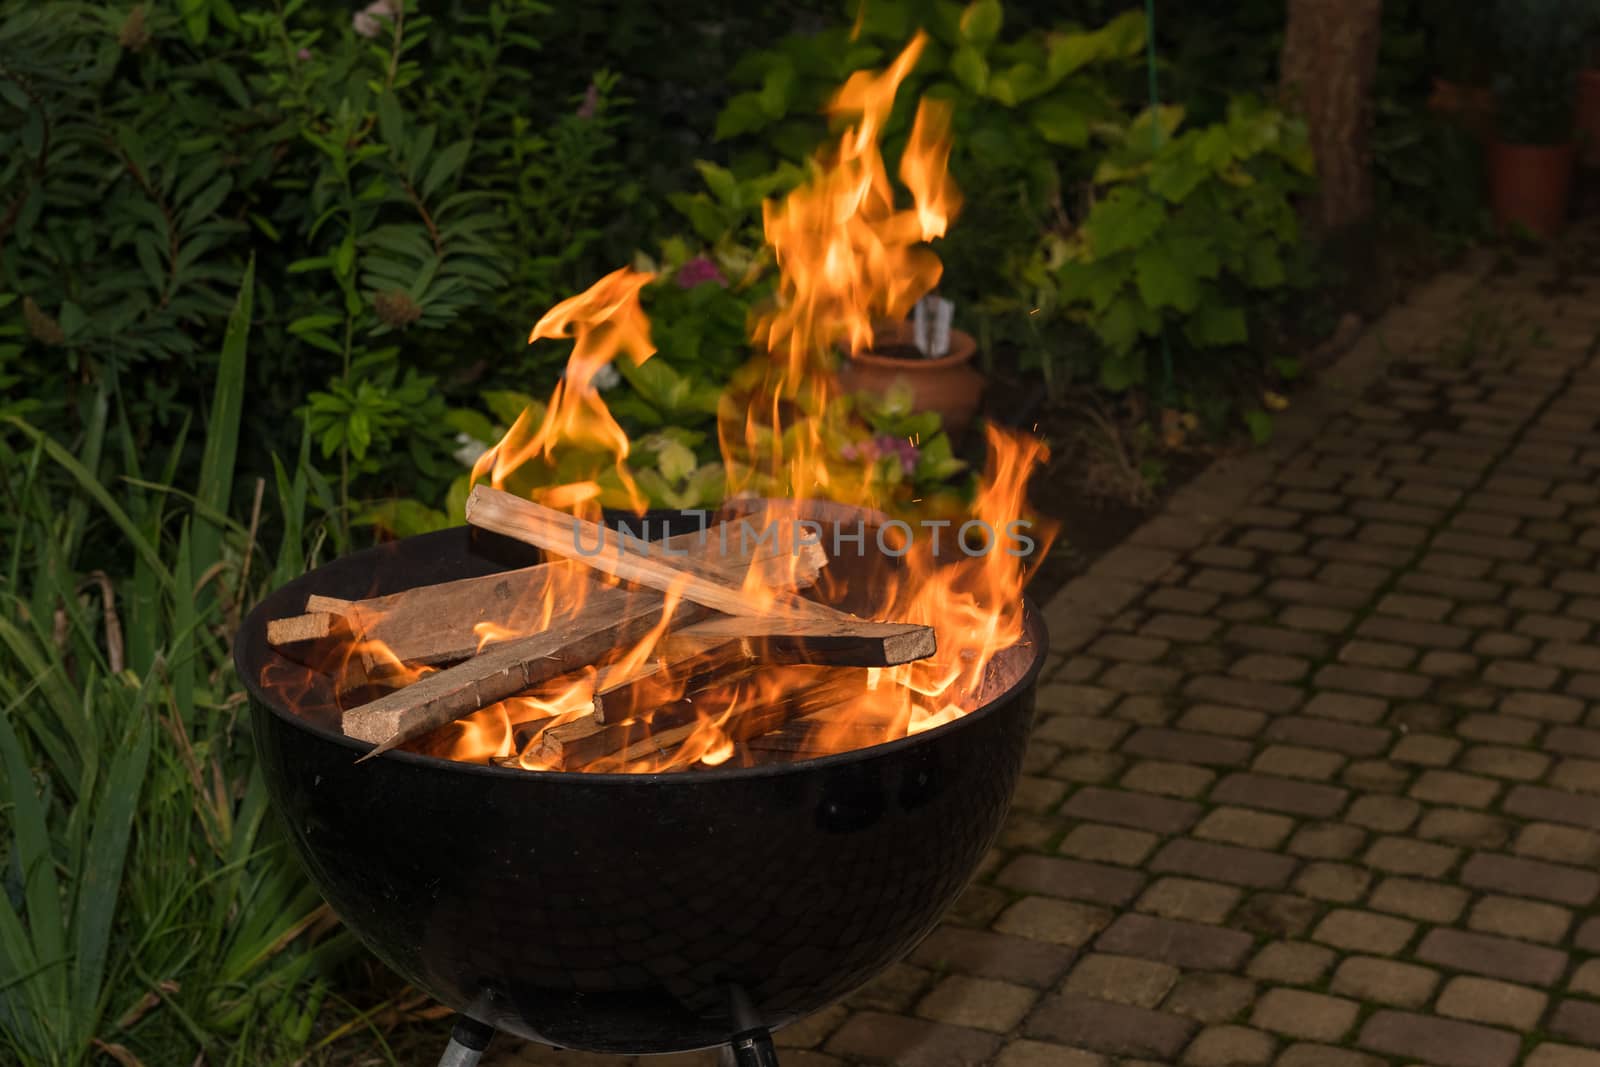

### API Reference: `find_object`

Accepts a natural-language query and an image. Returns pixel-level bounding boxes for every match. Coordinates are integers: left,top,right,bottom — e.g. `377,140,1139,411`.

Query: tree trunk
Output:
1279,0,1384,235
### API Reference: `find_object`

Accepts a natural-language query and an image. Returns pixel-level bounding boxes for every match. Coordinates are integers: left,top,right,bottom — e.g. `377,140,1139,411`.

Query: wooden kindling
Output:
464,486,935,660
267,525,825,670
530,670,870,771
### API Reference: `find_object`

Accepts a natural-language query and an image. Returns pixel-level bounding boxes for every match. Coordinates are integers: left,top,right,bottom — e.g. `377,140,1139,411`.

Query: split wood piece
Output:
464,485,936,661
535,671,869,771
270,529,826,670
345,587,705,760
592,617,937,724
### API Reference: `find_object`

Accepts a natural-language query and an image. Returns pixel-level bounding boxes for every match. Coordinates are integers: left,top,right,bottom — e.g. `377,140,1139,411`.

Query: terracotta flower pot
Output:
1577,69,1600,168
1488,140,1576,239
835,321,986,439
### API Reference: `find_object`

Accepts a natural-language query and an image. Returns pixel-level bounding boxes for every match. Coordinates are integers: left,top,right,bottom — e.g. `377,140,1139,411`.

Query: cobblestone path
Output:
492,253,1600,1066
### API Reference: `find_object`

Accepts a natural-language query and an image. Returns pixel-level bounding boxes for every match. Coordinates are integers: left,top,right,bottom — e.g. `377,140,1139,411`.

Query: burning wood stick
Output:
592,617,935,723
269,528,826,670
464,486,936,659
535,671,869,771
344,584,701,759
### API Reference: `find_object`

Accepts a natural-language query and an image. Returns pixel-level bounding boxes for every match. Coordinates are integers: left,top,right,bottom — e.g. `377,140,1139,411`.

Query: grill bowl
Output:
236,527,1044,1054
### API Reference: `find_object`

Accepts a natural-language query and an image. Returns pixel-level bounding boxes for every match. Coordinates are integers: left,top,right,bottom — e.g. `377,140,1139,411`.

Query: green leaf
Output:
1083,186,1164,258
378,90,405,149
423,139,472,200
1046,31,1098,80
759,59,794,120
959,0,1002,50
1098,351,1144,391
1185,300,1248,347
193,259,253,572
1243,239,1286,287
694,161,739,206
1029,96,1089,146
715,92,771,141
1244,409,1274,444
1133,239,1201,312
950,45,989,94
481,389,542,427
1099,10,1149,57
1094,293,1155,355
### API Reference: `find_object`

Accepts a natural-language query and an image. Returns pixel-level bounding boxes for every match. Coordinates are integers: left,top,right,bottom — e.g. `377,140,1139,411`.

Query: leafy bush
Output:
1025,97,1312,392
0,276,350,1066
0,0,634,528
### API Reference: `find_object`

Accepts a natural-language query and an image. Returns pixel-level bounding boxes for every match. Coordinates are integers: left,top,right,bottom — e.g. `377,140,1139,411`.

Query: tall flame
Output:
269,31,1055,774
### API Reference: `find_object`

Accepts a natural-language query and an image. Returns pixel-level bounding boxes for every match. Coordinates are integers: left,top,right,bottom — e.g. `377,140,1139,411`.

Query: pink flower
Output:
874,433,919,476
577,82,601,120
353,0,401,38
675,255,727,290
297,47,313,61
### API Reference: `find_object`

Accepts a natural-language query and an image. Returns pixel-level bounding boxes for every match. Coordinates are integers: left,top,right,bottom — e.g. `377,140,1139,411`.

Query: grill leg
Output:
437,1014,495,1067
723,1027,780,1067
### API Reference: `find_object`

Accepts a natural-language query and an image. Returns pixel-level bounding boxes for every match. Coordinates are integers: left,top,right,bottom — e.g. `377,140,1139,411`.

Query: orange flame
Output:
268,31,1055,774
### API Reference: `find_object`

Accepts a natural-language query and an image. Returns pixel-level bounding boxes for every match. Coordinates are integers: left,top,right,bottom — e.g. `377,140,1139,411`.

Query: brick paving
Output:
490,253,1600,1065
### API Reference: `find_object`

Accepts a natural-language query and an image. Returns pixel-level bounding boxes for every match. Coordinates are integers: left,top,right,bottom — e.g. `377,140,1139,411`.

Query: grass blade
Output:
193,258,254,574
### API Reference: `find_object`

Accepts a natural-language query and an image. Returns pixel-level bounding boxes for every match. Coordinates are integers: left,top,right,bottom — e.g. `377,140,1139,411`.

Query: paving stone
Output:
1185,675,1306,712
1409,770,1502,808
995,856,1145,907
1194,807,1296,849
1094,912,1254,972
1549,756,1600,793
1525,1045,1600,1067
1415,808,1513,850
1119,760,1216,798
1263,716,1391,756
1459,710,1540,745
1503,690,1585,723
1469,893,1573,943
1330,955,1440,1008
1135,877,1242,925
1252,745,1346,780
1435,975,1548,1031
1515,822,1600,865
1062,953,1178,1009
1057,823,1157,866
1571,958,1600,995
1302,691,1389,723
911,927,1076,987
1287,821,1367,859
1209,773,1347,817
1312,908,1415,954
1339,638,1418,668
992,1039,1107,1067
1504,784,1600,831
1315,664,1431,700
1292,861,1369,903
1551,1000,1600,1047
1061,787,1201,833
1122,727,1254,767
992,897,1112,947
1460,851,1600,906
1162,973,1258,1023
1181,1024,1275,1067
1357,1011,1520,1067
1247,940,1336,985
1231,892,1320,938
1391,733,1461,765
1363,835,1459,877
826,1011,1002,1066
1251,988,1359,1041
1149,839,1296,889
1050,751,1127,783
1087,633,1170,663
1276,1044,1387,1067
1023,994,1197,1060
1345,793,1422,831
1416,927,1568,985
1459,744,1551,781
1178,704,1269,737
850,963,937,1013
915,976,1038,1033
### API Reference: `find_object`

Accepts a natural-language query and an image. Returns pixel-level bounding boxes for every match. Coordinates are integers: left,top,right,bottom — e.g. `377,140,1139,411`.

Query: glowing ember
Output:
262,32,1056,773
